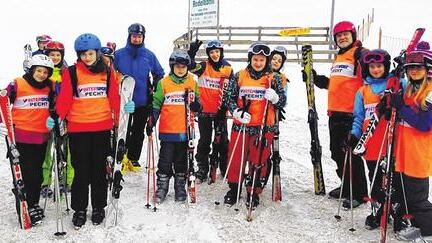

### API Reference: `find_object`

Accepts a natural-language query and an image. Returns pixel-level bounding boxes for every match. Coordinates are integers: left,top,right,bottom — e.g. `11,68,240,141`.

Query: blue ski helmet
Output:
74,33,101,52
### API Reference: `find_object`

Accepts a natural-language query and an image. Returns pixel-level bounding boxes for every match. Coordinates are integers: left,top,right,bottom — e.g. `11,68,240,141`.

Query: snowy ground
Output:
0,61,431,243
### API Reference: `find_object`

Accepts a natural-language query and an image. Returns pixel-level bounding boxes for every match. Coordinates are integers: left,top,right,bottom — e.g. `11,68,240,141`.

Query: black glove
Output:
301,69,317,82
146,117,154,136
215,108,226,121
188,39,203,60
389,90,404,110
343,134,359,152
190,100,202,113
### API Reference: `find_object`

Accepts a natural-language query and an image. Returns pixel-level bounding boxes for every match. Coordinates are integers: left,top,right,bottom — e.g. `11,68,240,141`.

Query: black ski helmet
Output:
128,23,146,36
361,49,391,78
270,46,287,72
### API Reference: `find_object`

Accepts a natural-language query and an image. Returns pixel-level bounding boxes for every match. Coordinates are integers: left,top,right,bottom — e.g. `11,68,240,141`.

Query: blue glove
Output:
124,101,135,114
46,117,59,130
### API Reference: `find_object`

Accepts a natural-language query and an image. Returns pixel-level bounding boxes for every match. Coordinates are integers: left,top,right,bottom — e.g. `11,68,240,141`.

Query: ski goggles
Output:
101,47,114,58
206,40,223,49
362,52,385,64
273,46,287,57
249,43,271,56
404,52,426,68
46,41,64,51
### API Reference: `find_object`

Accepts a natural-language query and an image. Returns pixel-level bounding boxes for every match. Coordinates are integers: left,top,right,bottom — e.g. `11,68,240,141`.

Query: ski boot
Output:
365,213,380,230
91,208,105,225
224,183,239,206
40,185,53,198
34,204,45,219
28,207,43,226
156,172,171,203
245,192,260,209
328,186,341,199
194,168,208,184
342,198,363,210
174,173,187,202
130,160,141,172
72,210,87,229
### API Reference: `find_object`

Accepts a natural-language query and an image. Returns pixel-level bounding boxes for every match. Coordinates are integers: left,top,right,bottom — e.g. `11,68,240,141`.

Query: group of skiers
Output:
0,20,431,240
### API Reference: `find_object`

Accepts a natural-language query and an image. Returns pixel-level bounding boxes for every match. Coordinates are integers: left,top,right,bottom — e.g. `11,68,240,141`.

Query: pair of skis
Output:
106,75,135,226
0,90,32,230
185,89,198,203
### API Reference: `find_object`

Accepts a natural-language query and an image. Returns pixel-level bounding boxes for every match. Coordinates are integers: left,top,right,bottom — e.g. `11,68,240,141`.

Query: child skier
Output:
147,49,201,203
33,35,52,55
40,40,75,198
187,39,233,183
54,33,134,228
348,49,394,229
0,54,55,226
223,42,286,207
388,52,432,238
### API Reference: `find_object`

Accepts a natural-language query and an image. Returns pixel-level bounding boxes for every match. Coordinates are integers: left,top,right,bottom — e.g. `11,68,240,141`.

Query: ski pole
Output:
334,150,349,220
150,135,157,211
234,125,247,211
348,149,355,232
145,135,151,209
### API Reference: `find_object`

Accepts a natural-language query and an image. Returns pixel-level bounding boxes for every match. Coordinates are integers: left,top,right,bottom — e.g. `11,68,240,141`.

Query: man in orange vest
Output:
302,21,368,208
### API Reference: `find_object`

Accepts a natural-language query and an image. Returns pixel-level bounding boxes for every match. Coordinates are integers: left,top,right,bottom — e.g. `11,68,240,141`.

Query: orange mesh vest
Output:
158,74,196,134
235,70,276,126
198,61,232,114
395,83,432,178
359,85,388,161
67,64,112,124
12,77,50,133
328,47,363,113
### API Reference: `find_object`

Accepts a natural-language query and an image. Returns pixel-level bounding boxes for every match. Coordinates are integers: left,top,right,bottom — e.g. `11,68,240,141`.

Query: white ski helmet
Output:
30,54,54,76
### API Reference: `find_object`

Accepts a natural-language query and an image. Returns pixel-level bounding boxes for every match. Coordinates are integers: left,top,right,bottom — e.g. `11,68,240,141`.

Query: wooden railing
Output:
173,26,337,63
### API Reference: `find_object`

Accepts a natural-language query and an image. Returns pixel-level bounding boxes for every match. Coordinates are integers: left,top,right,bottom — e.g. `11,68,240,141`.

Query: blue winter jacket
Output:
351,76,391,138
114,42,164,107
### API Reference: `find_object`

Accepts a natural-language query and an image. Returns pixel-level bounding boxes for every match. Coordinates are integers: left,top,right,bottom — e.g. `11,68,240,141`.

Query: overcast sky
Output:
0,0,430,86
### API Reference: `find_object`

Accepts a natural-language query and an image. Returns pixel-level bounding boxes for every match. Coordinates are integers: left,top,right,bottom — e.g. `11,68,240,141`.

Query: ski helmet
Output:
416,41,430,51
333,21,357,42
404,52,432,70
206,40,223,54
270,46,287,72
30,54,54,76
169,49,191,67
247,42,271,63
36,34,52,44
74,33,101,52
361,49,391,78
128,23,146,36
45,41,65,51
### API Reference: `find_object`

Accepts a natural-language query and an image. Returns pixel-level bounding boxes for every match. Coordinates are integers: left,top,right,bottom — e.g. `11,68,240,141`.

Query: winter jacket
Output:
152,73,200,142
56,61,120,133
114,42,164,107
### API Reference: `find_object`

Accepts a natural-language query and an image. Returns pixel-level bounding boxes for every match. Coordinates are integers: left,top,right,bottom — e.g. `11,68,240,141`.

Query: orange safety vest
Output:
12,77,50,133
234,70,276,126
358,85,388,161
158,74,197,134
328,47,363,113
198,61,232,114
395,84,432,178
67,63,112,124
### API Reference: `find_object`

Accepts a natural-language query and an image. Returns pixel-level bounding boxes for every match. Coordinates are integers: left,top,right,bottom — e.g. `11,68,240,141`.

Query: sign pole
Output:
217,0,220,40
187,0,191,48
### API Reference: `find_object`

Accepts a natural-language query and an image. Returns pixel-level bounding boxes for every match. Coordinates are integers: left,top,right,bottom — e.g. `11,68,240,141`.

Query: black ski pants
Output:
157,141,187,176
195,115,228,174
393,173,432,236
69,131,110,211
126,106,151,162
329,113,368,200
16,142,47,208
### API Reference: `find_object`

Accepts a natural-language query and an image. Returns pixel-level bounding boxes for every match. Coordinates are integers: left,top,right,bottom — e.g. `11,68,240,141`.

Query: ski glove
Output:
343,134,359,153
232,108,251,124
0,123,7,137
302,69,329,89
124,101,135,114
264,88,279,104
46,117,61,130
389,90,404,110
188,39,203,60
301,69,317,82
146,117,154,136
190,101,202,113
375,96,391,120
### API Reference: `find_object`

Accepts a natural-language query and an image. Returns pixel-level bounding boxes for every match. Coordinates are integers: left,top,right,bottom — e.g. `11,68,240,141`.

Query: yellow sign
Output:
279,27,311,36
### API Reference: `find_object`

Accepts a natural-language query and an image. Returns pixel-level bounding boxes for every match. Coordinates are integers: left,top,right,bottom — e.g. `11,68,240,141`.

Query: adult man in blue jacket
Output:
115,23,165,171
